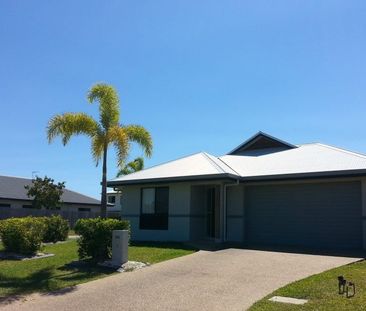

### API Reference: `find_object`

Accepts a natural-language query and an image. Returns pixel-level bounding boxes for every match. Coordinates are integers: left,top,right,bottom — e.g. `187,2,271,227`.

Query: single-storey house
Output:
0,175,101,224
107,190,122,216
107,132,366,250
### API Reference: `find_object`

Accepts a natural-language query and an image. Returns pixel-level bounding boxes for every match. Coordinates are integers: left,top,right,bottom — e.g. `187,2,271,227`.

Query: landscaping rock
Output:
98,260,149,272
269,296,308,305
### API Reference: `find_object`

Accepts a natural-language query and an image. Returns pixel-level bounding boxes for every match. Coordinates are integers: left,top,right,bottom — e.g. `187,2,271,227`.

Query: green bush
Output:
74,217,130,262
0,217,46,255
42,215,69,243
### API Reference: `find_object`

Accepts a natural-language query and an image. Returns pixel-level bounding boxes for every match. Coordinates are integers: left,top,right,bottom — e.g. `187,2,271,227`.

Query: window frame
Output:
22,204,34,209
78,207,91,212
139,186,169,230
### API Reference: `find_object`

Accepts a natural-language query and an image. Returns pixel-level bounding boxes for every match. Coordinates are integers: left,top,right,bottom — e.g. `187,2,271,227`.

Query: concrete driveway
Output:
0,249,361,311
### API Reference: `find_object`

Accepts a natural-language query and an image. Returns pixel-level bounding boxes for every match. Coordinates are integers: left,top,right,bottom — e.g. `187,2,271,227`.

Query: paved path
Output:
0,249,361,311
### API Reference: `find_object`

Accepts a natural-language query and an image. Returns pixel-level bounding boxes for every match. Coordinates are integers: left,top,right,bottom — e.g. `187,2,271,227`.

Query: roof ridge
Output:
216,157,241,176
315,143,366,160
296,142,320,146
201,152,227,174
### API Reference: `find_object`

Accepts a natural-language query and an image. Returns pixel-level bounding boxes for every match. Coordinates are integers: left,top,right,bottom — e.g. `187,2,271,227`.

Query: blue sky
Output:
0,1,365,199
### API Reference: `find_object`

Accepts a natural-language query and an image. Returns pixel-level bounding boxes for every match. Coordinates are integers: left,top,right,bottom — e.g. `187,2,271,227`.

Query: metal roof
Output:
107,136,366,186
227,131,297,155
0,175,100,205
220,143,366,179
108,152,238,186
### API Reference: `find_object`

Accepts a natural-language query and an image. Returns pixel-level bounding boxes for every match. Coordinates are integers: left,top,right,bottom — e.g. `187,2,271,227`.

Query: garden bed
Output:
0,251,54,261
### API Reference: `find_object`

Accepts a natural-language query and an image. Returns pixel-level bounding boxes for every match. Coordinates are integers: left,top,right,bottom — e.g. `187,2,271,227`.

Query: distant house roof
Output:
107,132,366,186
0,175,100,206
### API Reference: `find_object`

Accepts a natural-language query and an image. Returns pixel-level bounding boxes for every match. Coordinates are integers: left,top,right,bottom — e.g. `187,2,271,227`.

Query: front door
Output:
206,187,216,238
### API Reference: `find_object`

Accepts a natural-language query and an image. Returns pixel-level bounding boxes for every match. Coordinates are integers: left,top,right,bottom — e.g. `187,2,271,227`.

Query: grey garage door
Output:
246,181,362,249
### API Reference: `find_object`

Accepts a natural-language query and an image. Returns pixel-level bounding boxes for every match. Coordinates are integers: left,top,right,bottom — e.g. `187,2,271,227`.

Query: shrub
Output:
0,217,46,255
42,215,69,243
74,217,130,262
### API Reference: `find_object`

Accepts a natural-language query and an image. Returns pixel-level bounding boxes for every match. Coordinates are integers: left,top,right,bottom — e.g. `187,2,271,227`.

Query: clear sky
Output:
0,1,365,199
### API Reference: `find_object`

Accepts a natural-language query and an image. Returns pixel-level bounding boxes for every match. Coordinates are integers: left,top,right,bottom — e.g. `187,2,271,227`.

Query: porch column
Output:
362,179,366,250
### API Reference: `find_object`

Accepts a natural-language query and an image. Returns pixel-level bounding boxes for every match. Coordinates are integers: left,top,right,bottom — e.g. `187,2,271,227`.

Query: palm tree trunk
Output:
100,144,108,218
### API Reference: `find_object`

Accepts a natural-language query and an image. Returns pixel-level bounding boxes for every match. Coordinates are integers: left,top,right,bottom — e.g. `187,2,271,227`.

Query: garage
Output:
245,181,362,249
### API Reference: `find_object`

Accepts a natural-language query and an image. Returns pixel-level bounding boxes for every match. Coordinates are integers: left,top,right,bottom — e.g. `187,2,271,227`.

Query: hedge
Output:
74,217,130,262
0,216,70,255
0,217,46,255
41,215,69,243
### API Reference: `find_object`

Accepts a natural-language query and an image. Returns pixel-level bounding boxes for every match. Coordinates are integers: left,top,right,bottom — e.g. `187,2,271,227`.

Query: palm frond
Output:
91,134,105,166
129,157,144,171
47,113,99,145
116,157,144,177
109,126,130,167
122,125,153,157
87,83,120,130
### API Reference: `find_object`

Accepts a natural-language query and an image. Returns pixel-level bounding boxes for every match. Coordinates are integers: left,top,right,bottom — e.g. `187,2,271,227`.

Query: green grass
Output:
0,240,195,299
249,259,366,311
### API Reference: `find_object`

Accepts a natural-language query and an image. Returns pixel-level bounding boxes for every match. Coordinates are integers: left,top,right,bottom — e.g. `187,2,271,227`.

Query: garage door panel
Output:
246,182,362,249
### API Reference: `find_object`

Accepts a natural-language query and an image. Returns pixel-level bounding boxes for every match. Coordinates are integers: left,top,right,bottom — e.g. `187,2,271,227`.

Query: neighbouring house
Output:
0,175,101,225
107,189,122,216
107,132,366,250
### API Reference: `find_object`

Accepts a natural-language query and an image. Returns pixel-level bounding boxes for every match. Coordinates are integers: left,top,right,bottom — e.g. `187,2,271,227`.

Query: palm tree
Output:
117,157,144,177
47,83,152,217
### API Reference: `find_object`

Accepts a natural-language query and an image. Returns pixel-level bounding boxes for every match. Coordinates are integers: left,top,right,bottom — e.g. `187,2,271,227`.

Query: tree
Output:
46,83,152,217
117,157,144,177
25,176,65,209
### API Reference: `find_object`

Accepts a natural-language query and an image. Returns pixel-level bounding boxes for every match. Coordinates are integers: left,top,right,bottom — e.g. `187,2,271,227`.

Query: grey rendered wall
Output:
226,186,245,242
362,179,366,249
121,183,191,241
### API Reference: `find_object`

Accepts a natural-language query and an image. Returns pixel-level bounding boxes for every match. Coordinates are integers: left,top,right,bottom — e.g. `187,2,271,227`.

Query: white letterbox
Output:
112,230,128,266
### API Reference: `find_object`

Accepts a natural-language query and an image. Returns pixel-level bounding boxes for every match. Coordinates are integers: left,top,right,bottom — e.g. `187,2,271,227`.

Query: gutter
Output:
107,173,238,187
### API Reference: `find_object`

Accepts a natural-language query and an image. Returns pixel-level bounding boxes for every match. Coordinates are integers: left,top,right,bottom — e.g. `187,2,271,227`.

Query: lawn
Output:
249,259,366,311
0,240,196,299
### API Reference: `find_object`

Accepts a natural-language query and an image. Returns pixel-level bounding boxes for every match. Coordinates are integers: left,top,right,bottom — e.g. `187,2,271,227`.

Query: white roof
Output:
109,152,237,185
108,136,366,186
220,143,366,179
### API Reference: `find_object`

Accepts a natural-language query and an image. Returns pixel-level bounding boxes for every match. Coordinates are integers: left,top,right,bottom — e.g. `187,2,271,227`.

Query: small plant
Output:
42,215,69,243
0,217,46,255
74,217,130,262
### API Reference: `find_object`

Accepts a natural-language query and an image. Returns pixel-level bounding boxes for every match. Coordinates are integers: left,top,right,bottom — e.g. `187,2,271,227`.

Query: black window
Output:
78,207,91,212
0,203,11,208
140,187,169,230
22,205,34,209
107,196,116,204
